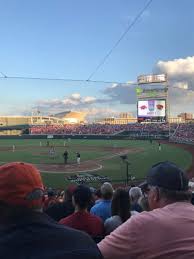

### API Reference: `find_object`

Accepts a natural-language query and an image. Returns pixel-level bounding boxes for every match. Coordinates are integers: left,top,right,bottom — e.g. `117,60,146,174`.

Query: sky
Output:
0,0,194,119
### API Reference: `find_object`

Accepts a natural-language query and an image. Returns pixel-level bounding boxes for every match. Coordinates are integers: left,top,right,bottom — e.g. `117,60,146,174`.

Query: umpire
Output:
63,150,68,164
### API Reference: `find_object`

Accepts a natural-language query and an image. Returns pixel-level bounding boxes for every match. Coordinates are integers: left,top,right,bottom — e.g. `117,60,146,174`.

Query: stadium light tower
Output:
120,155,131,186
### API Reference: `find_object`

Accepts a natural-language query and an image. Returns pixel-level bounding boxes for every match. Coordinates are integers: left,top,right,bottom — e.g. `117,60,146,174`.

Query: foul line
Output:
40,163,103,174
0,160,103,174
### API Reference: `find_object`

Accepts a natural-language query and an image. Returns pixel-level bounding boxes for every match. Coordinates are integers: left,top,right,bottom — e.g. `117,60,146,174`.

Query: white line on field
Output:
40,163,103,174
0,149,129,174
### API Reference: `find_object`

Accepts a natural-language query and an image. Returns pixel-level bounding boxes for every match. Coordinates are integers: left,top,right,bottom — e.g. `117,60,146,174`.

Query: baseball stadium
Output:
2,2,194,257
0,74,194,189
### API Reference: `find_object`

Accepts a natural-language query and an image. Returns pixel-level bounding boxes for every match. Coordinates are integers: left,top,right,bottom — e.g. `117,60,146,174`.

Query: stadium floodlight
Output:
120,155,131,185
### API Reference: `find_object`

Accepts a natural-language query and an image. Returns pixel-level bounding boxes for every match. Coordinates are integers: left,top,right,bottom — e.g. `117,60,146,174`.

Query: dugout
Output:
0,124,29,136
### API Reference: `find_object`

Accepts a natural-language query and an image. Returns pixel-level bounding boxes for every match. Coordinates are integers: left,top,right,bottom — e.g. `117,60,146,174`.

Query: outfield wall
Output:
0,134,169,140
169,139,194,146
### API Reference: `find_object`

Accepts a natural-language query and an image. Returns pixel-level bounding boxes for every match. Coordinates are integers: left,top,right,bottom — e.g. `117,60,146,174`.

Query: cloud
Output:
34,93,111,115
36,93,94,108
156,57,194,78
102,56,194,115
172,81,188,90
83,96,97,103
83,107,120,122
103,83,137,104
30,91,123,120
155,56,194,90
155,56,194,114
9,56,194,118
168,88,194,114
71,93,81,99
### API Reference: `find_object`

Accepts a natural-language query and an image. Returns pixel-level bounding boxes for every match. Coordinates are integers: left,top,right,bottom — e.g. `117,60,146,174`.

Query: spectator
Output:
129,187,143,212
43,188,57,211
56,190,65,203
104,188,132,235
94,189,102,204
98,161,194,259
59,185,104,241
45,185,76,221
90,182,113,222
138,196,150,211
88,187,96,210
0,162,102,259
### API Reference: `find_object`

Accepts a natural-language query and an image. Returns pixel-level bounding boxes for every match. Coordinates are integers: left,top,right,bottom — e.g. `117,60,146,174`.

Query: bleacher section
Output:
29,123,177,139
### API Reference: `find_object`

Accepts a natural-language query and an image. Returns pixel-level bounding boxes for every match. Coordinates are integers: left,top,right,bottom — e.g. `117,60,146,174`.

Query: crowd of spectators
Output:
1,161,194,258
30,124,125,135
30,123,173,135
170,123,194,144
30,122,194,144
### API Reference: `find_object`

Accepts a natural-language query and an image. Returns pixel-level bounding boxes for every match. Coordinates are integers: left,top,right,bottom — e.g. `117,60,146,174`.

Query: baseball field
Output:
0,138,193,189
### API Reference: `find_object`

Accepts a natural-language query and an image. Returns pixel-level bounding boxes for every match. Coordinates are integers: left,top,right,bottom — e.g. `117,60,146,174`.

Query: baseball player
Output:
63,150,68,164
76,152,81,164
12,145,15,152
49,146,56,159
158,142,161,151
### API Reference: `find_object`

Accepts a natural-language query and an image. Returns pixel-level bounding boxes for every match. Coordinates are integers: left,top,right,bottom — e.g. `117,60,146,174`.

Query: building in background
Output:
119,112,133,118
62,111,87,124
178,113,193,122
97,112,137,124
0,111,87,128
168,117,183,123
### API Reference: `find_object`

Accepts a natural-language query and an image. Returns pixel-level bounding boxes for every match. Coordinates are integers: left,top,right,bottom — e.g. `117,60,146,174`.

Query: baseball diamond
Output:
0,138,192,188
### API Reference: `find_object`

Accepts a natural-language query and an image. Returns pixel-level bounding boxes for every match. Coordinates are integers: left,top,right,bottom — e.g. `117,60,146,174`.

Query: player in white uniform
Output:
12,145,15,152
76,152,81,164
158,142,161,151
49,146,56,159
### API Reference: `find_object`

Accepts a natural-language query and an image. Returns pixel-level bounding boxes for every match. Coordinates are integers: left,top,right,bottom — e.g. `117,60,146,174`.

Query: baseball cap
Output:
0,162,44,208
141,161,189,191
47,188,56,197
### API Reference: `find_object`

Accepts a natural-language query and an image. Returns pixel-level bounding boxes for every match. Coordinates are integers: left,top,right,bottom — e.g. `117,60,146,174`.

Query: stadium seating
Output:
170,123,194,144
29,123,175,136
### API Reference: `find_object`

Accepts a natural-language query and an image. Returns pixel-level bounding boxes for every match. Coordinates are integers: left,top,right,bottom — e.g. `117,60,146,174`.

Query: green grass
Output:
0,139,192,188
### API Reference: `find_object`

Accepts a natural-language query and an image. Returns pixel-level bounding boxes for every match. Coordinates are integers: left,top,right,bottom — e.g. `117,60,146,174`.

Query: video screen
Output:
138,100,166,117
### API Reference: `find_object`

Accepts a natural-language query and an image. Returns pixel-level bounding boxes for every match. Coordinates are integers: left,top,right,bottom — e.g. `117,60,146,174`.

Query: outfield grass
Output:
0,139,192,188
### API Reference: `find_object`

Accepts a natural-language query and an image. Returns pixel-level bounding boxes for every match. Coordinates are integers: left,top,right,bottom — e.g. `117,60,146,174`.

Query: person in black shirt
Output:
63,150,68,164
45,185,76,221
0,162,102,259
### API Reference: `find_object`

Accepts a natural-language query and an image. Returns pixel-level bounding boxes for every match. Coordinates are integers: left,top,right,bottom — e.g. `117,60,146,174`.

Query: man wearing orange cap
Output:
0,162,102,259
